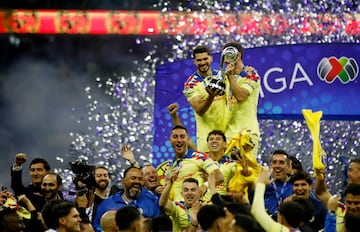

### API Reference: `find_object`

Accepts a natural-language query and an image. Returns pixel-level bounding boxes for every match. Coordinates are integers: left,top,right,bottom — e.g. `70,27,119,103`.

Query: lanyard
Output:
185,205,192,223
272,181,288,206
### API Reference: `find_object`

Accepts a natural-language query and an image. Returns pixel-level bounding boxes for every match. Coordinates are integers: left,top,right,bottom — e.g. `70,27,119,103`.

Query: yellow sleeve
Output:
251,183,290,232
202,158,219,174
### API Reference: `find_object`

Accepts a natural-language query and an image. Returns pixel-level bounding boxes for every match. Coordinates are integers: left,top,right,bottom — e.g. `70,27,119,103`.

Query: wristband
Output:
328,209,336,216
130,161,138,166
191,222,198,227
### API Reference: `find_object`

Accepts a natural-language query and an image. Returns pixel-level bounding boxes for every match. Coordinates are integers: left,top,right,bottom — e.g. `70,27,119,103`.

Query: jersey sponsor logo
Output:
317,56,359,84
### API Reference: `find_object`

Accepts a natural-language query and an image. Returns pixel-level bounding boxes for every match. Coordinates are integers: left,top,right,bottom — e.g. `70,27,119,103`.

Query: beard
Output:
198,65,209,74
127,186,142,199
96,181,109,190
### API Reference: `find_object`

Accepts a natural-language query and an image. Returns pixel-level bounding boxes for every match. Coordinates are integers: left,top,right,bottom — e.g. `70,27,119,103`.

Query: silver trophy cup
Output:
206,46,239,96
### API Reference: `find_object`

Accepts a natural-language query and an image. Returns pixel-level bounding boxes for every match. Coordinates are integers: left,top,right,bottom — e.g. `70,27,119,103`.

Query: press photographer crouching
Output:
70,160,111,224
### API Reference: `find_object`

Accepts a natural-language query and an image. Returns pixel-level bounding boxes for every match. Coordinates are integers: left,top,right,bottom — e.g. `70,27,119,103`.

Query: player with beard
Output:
92,166,161,232
16,172,63,232
92,166,110,223
75,165,111,224
41,173,63,202
120,145,164,196
183,45,223,152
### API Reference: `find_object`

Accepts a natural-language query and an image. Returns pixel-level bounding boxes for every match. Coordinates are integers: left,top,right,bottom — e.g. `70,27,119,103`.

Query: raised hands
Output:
120,145,137,165
15,153,27,167
167,103,179,117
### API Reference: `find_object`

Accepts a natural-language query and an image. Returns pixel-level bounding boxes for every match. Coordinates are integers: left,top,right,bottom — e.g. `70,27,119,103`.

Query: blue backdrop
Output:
152,43,360,167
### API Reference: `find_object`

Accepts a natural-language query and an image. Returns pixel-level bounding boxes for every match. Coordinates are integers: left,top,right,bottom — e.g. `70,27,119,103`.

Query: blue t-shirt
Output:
264,180,293,215
92,188,161,232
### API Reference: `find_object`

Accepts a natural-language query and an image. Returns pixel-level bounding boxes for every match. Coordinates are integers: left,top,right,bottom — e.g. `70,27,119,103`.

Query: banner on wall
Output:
0,9,359,35
152,43,360,167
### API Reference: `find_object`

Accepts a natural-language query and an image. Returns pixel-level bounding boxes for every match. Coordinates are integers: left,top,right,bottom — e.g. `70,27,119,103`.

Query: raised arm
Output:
208,169,224,196
167,103,197,151
188,88,218,116
120,145,140,168
11,153,28,196
251,167,287,232
314,168,332,207
159,171,177,213
167,103,183,127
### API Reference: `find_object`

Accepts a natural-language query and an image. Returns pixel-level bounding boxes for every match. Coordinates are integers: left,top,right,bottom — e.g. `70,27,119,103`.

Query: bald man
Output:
100,211,118,232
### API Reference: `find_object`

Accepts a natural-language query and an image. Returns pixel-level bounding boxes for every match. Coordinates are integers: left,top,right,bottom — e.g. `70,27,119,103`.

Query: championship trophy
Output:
206,46,239,96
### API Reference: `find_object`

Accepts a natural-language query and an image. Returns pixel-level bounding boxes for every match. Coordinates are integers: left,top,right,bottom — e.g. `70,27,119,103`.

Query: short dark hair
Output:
207,130,226,142
278,201,305,228
29,158,51,171
171,125,188,134
183,177,199,186
197,204,226,230
94,165,109,173
115,206,141,230
271,149,289,157
224,202,251,215
123,166,142,179
289,156,303,172
233,214,263,232
41,199,64,229
345,212,360,232
46,200,76,228
290,172,313,185
271,150,290,163
192,45,211,59
0,207,18,227
293,199,314,223
223,42,244,59
344,184,360,196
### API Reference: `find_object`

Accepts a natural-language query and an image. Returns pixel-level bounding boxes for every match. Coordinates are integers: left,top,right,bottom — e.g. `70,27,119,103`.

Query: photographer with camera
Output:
70,161,111,225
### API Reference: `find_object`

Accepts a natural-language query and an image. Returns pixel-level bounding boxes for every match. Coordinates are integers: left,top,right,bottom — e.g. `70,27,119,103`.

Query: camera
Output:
69,160,96,196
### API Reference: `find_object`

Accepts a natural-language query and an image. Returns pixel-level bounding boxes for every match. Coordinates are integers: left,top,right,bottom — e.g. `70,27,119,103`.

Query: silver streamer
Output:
58,0,360,195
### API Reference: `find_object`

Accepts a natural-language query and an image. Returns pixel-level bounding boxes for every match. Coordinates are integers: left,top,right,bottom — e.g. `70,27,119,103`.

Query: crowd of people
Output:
1,42,359,232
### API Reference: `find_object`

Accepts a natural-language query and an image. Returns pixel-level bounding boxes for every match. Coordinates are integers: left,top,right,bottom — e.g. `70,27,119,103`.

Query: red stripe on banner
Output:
0,9,358,35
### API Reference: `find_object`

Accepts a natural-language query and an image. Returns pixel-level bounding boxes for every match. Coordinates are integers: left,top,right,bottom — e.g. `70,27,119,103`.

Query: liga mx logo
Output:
317,56,359,84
